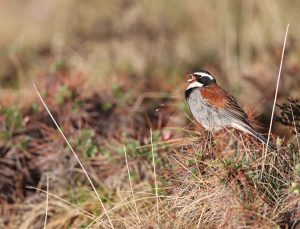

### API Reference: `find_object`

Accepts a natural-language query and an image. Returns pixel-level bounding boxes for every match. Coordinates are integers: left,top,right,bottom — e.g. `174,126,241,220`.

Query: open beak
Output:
186,74,195,83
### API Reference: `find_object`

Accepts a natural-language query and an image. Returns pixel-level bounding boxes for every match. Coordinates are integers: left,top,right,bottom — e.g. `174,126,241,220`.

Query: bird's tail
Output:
237,125,277,152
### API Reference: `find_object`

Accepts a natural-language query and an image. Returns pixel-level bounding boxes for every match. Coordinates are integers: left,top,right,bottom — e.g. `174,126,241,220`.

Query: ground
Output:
0,1,300,228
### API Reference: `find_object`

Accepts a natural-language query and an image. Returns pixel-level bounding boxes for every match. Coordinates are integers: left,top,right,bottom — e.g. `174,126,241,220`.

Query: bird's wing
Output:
199,84,250,125
199,84,276,151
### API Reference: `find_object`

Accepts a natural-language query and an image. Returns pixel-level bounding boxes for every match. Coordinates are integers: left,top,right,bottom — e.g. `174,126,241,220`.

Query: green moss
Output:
0,106,23,139
55,85,73,104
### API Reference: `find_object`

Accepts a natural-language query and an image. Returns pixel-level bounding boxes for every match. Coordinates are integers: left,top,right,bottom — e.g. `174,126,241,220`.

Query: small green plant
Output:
72,100,83,114
97,185,115,204
292,163,300,194
112,84,134,106
29,103,39,114
0,106,23,138
68,129,99,158
55,85,73,104
101,102,113,111
295,163,300,176
18,136,31,150
50,59,68,73
72,187,90,204
123,131,165,166
112,84,123,98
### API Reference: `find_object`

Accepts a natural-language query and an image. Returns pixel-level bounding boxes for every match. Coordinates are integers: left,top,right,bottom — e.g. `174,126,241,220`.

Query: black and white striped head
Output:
186,70,216,90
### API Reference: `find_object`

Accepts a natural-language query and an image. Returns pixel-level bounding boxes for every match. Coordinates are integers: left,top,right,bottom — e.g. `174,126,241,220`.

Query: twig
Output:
124,145,141,223
33,83,114,229
85,195,174,229
27,186,97,220
150,129,160,223
261,23,289,176
43,173,49,229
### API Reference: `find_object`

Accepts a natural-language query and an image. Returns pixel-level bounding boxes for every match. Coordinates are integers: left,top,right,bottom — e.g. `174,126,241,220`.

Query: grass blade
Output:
150,129,160,223
261,23,289,176
33,83,115,229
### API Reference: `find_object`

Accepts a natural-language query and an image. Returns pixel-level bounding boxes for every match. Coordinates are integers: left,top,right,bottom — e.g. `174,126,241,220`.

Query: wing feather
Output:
200,85,250,126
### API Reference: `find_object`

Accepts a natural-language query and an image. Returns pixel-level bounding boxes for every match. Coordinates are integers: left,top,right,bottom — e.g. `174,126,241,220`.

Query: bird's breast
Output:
186,88,228,130
186,89,209,123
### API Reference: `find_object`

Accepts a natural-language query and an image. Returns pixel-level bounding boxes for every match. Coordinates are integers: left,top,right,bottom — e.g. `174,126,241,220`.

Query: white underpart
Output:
187,81,203,89
193,72,214,80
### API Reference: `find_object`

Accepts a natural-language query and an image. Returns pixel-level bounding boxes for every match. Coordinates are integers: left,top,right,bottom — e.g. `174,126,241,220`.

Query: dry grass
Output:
0,72,299,228
1,0,300,228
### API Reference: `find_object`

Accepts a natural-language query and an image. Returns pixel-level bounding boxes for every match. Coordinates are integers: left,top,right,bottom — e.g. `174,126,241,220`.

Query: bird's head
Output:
186,70,216,89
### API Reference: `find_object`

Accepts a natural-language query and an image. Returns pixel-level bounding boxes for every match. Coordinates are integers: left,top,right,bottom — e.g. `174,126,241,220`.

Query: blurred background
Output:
1,0,300,112
1,0,300,228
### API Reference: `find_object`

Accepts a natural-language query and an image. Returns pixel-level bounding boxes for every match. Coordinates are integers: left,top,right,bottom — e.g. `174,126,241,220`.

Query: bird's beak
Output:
186,74,195,83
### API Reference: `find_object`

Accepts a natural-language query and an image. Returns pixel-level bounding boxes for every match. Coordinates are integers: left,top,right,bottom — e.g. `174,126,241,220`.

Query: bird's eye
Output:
198,76,212,85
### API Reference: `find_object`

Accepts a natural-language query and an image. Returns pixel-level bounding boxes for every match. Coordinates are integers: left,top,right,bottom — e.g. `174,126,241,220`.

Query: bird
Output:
185,70,276,151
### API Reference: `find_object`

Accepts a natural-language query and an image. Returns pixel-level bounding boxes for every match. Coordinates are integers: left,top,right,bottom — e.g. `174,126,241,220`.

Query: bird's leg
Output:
210,130,226,160
225,129,239,157
213,129,236,159
207,131,215,158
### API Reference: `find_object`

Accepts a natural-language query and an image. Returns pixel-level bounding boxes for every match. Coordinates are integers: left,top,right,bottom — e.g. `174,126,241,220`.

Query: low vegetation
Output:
1,1,300,228
0,69,299,228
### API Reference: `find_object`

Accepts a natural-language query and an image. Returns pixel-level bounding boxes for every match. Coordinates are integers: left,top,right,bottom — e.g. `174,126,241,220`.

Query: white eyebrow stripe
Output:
193,72,214,80
187,81,203,90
